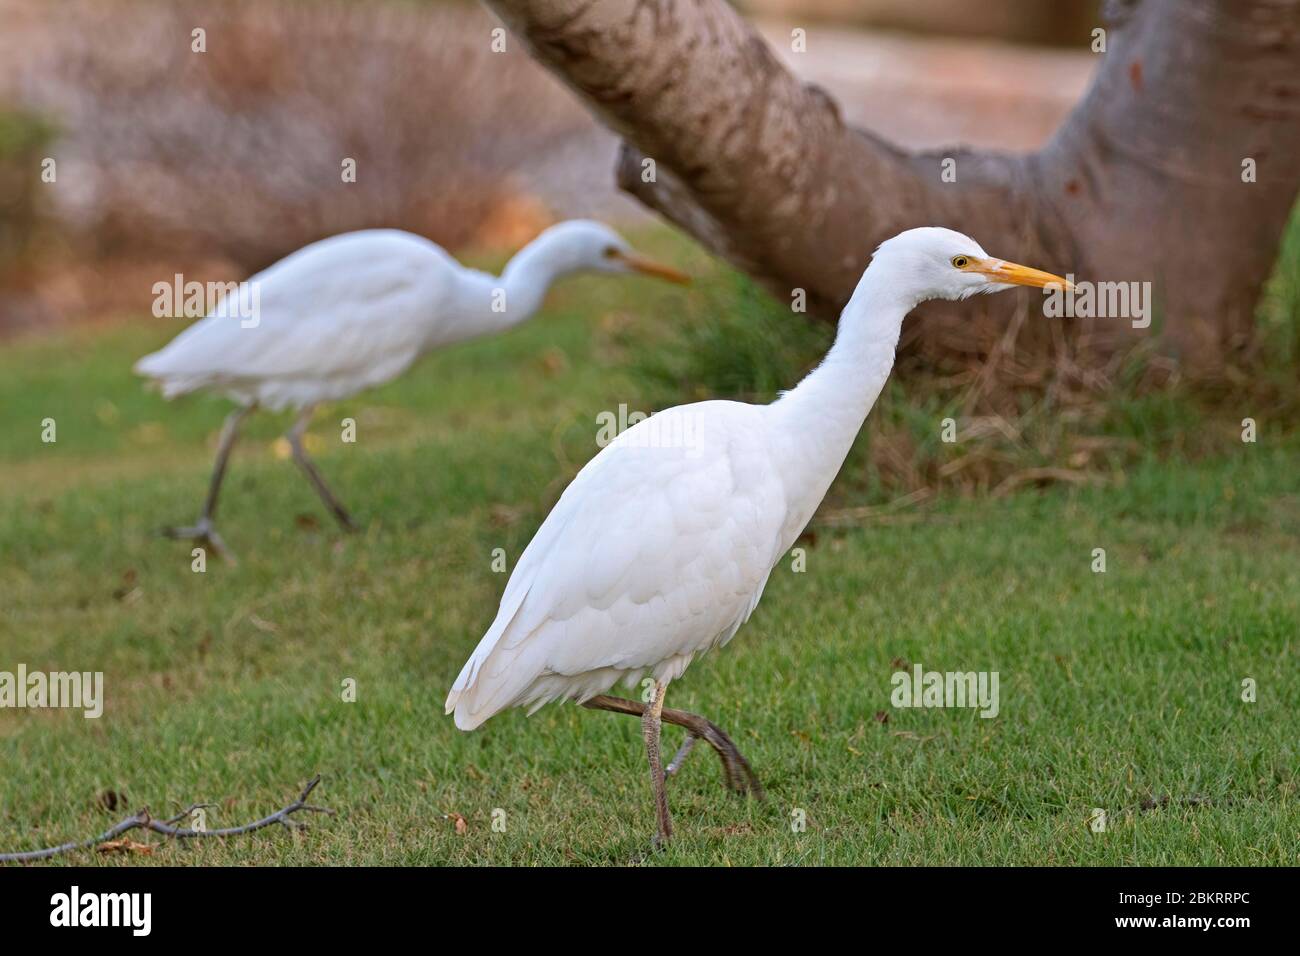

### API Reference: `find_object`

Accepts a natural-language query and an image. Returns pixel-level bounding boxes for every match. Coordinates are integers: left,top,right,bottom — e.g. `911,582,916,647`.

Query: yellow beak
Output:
611,250,692,285
971,257,1074,292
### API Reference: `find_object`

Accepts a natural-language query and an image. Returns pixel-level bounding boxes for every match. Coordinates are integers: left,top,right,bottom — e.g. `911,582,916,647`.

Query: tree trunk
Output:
482,0,1300,369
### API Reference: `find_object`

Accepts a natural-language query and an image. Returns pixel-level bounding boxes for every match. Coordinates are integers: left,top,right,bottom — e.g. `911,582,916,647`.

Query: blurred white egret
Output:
135,220,689,559
446,227,1072,844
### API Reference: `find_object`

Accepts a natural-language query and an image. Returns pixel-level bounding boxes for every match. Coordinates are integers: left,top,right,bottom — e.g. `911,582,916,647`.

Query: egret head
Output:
534,220,691,285
871,227,1073,305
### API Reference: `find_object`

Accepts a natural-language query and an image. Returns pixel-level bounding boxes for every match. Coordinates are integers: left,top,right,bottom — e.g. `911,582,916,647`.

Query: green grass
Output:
1,230,1298,866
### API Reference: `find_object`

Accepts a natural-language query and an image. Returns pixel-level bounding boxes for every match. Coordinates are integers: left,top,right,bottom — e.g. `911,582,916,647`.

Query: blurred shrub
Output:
634,271,834,403
0,109,54,270
7,0,591,273
0,108,56,325
0,109,54,158
1256,207,1300,370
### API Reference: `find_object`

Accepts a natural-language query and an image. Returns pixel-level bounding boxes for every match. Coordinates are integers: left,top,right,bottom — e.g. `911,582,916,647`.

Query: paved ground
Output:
756,20,1095,152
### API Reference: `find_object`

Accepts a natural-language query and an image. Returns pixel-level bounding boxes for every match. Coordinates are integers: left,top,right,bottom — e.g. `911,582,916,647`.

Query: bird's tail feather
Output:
133,350,205,398
444,583,536,730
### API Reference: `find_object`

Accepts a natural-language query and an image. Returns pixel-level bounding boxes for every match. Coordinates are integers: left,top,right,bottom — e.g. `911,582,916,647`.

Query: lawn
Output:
0,231,1297,866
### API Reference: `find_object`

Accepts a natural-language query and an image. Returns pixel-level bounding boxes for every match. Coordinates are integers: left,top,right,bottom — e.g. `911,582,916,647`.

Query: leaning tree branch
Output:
491,0,1017,318
484,0,1300,367
0,774,332,864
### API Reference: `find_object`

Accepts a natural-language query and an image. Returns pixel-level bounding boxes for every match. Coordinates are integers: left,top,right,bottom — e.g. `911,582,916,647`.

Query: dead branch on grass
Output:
0,774,331,863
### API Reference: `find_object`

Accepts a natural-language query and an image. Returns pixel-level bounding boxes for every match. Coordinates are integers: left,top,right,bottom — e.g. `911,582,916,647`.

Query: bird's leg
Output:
287,405,358,532
642,680,673,847
162,404,254,562
582,694,764,798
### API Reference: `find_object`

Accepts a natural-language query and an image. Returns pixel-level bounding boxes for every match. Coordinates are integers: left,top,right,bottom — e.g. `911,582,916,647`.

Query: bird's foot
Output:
582,695,765,799
665,734,697,778
651,824,673,850
664,721,763,797
160,518,238,565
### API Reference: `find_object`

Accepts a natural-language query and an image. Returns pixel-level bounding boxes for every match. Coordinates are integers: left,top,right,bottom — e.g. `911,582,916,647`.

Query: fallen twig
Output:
990,467,1106,498
815,488,940,528
0,774,332,864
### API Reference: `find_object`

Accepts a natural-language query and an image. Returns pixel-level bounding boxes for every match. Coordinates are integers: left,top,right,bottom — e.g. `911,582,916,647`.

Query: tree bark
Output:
482,0,1300,368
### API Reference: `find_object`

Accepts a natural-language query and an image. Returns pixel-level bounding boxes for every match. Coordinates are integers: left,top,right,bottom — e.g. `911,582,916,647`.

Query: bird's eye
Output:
951,255,970,269
602,246,619,259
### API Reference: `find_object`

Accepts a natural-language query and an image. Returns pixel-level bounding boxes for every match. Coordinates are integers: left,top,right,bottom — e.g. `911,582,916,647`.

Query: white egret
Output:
445,227,1072,845
134,220,689,558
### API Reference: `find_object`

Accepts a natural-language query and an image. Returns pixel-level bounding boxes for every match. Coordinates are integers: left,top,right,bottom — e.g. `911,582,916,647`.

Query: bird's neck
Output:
498,237,569,322
771,263,912,505
443,235,574,344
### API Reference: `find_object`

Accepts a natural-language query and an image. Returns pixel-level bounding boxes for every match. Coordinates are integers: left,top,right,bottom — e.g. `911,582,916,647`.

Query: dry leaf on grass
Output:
96,838,154,855
247,614,279,634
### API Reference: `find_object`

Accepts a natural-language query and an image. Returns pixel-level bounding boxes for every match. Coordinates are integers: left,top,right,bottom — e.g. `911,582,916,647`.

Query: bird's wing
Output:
134,231,458,396
446,401,789,729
